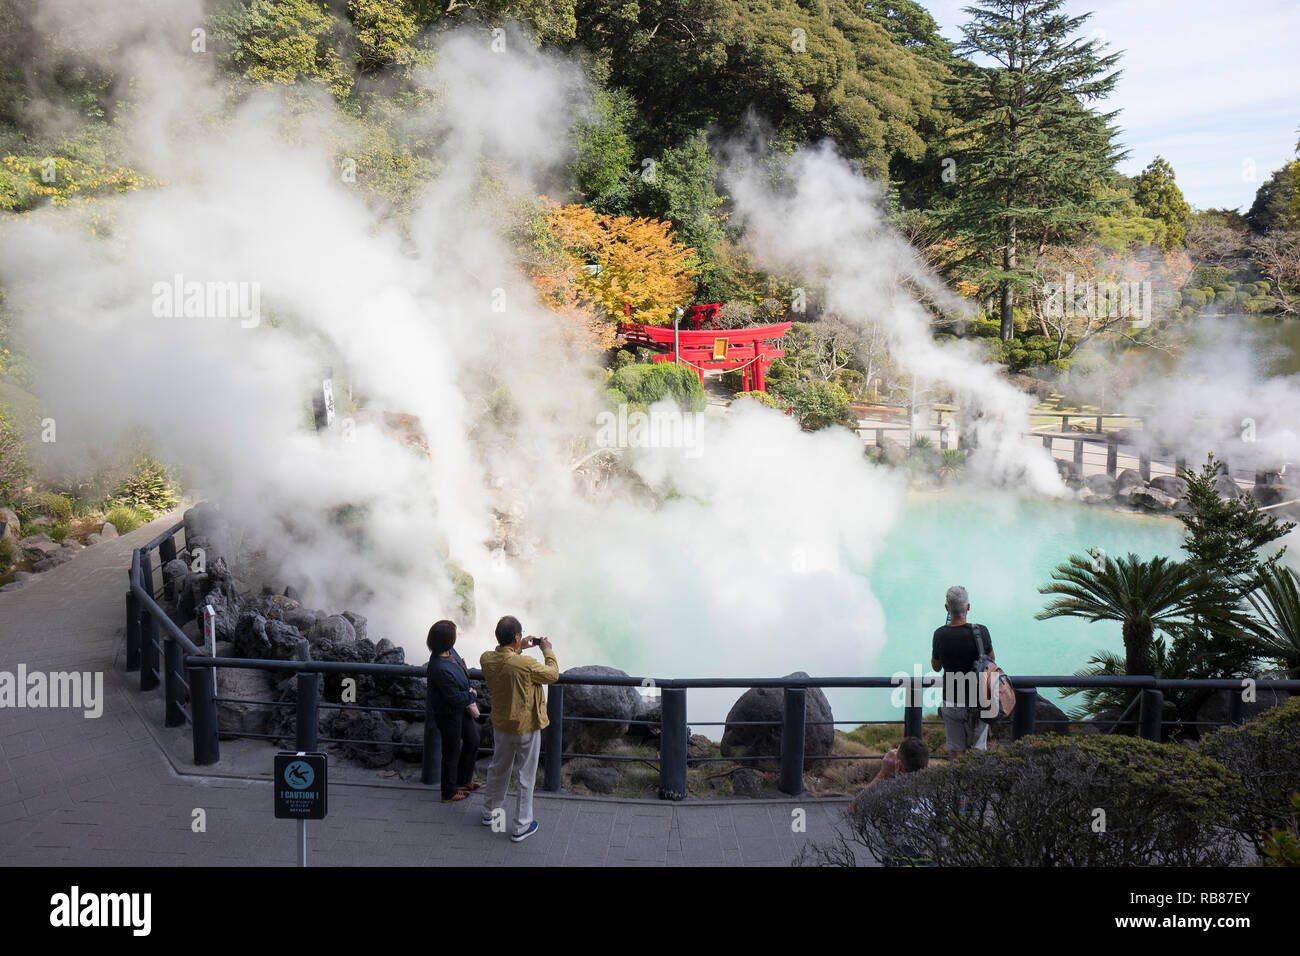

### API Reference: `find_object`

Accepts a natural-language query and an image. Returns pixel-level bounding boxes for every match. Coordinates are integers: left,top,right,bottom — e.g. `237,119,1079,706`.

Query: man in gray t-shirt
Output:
930,585,992,755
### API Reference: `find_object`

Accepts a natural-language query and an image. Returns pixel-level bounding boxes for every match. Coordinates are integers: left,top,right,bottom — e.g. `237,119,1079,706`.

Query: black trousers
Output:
435,709,481,798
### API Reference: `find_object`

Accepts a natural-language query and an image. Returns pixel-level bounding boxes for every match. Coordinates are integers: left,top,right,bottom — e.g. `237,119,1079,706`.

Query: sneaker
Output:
481,812,496,827
510,821,539,843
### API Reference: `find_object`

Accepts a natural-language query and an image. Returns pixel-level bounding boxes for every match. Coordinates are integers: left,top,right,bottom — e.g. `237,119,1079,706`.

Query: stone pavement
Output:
0,515,863,867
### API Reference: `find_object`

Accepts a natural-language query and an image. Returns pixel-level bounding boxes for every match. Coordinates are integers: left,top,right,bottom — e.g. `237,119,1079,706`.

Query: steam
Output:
5,5,1294,734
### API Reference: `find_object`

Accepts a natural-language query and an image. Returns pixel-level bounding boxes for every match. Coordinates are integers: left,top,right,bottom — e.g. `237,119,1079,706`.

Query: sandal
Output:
442,790,470,802
461,781,483,792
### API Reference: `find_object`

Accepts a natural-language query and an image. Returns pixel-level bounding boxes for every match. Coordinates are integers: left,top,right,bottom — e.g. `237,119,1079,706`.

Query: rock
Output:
396,722,425,761
232,610,307,661
1127,486,1177,512
342,611,368,642
182,503,232,566
215,667,275,735
1150,475,1188,497
374,639,405,666
571,765,619,794
1055,459,1080,481
878,440,908,467
99,521,118,540
1195,687,1290,727
33,550,74,572
85,533,102,546
20,534,60,561
308,614,356,648
29,515,53,528
330,708,396,767
559,665,641,755
1084,473,1117,496
991,693,1071,740
13,571,33,584
59,539,84,552
731,768,763,797
0,581,23,592
625,694,661,741
1114,468,1143,493
0,507,20,540
720,672,834,769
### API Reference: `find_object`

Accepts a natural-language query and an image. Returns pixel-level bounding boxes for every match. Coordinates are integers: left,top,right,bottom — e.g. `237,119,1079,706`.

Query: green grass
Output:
103,505,146,534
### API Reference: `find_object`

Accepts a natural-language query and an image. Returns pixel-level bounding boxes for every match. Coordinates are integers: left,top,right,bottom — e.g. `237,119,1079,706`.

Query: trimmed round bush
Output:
1007,348,1028,367
1199,697,1300,854
732,390,779,408
1182,289,1207,309
36,492,73,522
799,735,1246,867
1024,349,1047,366
608,362,706,412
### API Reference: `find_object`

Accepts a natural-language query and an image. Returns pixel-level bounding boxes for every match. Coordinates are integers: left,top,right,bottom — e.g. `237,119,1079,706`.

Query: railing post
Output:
421,672,439,786
1138,688,1163,741
1041,435,1052,451
1012,687,1037,740
1106,439,1118,476
296,672,319,751
159,535,177,600
779,687,807,796
164,636,185,726
1139,452,1151,482
1073,439,1084,469
139,599,160,692
140,547,154,600
658,687,688,800
903,676,922,739
125,568,141,673
189,662,219,765
543,684,564,792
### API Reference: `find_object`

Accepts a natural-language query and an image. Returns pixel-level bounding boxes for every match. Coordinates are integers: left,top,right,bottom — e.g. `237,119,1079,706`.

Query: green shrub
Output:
732,390,779,408
1199,697,1300,854
604,387,627,409
1024,349,1047,365
1007,348,1028,367
48,522,70,543
1049,358,1071,373
1024,335,1052,352
104,505,146,534
721,369,744,392
1193,266,1231,287
1245,297,1272,314
787,379,852,431
36,492,73,521
107,457,178,517
1253,281,1272,296
0,535,16,571
971,320,1002,338
1212,282,1233,294
608,362,706,412
1170,291,1182,308
1202,287,1217,303
1182,288,1207,309
798,735,1245,866
1261,792,1300,866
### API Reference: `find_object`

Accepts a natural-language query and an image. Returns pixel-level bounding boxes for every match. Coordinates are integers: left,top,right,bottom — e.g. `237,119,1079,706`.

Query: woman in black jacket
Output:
427,620,482,802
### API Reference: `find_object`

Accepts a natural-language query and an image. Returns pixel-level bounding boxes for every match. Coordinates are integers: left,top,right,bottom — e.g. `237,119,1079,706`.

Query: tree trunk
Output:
1001,218,1018,341
1122,617,1154,677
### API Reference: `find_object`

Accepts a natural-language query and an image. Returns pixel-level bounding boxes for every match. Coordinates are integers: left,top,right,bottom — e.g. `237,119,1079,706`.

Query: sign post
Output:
274,751,327,867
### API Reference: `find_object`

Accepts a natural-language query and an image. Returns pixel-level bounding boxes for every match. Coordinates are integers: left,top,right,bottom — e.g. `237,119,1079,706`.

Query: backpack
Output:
971,624,1015,723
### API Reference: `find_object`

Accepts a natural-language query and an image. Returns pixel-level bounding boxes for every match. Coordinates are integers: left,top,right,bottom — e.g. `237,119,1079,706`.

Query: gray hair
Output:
945,585,970,615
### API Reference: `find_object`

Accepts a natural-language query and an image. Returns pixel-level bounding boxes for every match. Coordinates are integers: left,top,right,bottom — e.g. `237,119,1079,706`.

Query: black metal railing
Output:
125,520,1300,798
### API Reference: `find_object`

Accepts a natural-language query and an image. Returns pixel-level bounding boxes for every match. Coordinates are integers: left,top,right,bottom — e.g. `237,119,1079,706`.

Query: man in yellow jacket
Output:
479,615,559,842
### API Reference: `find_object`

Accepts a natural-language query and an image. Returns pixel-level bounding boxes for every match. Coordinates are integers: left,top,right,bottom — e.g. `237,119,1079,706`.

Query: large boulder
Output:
720,672,834,769
991,693,1071,740
1125,486,1177,512
0,507,20,541
308,614,356,648
1084,473,1117,497
1114,468,1143,494
20,534,60,561
182,503,233,567
232,610,307,661
570,764,619,794
560,665,641,755
1149,475,1188,497
1195,687,1290,727
329,708,397,767
215,666,275,735
1214,474,1242,498
99,521,119,540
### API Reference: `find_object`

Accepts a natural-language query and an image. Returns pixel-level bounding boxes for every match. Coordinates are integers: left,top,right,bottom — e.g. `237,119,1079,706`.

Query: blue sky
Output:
921,0,1300,212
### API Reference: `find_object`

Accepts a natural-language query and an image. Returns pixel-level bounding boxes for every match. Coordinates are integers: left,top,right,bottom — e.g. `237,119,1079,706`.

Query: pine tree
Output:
937,0,1126,341
1133,156,1191,251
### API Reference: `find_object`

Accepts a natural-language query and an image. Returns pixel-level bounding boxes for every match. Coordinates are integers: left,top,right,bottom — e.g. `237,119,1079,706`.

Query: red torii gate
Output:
619,304,791,393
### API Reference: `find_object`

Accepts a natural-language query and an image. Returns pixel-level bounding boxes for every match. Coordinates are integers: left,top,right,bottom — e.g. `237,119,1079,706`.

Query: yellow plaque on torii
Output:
712,338,728,360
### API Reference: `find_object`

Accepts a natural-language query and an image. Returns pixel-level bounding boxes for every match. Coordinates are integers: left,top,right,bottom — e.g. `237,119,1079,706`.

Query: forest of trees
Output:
1,0,1298,430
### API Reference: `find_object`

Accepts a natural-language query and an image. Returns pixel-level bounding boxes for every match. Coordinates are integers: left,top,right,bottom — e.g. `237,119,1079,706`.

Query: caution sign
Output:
274,752,327,820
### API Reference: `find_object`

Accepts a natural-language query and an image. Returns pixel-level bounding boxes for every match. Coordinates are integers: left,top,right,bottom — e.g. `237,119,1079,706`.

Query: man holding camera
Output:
479,615,559,843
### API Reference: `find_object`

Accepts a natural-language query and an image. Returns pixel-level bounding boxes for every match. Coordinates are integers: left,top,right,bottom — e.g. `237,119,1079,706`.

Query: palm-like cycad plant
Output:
1245,564,1300,679
1036,552,1224,679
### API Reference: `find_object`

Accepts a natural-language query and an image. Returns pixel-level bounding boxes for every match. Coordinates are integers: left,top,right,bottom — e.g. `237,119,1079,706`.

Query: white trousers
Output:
483,729,541,836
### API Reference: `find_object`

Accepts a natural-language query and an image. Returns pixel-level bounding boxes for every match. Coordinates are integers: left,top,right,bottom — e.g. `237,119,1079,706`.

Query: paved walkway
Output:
0,516,860,867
